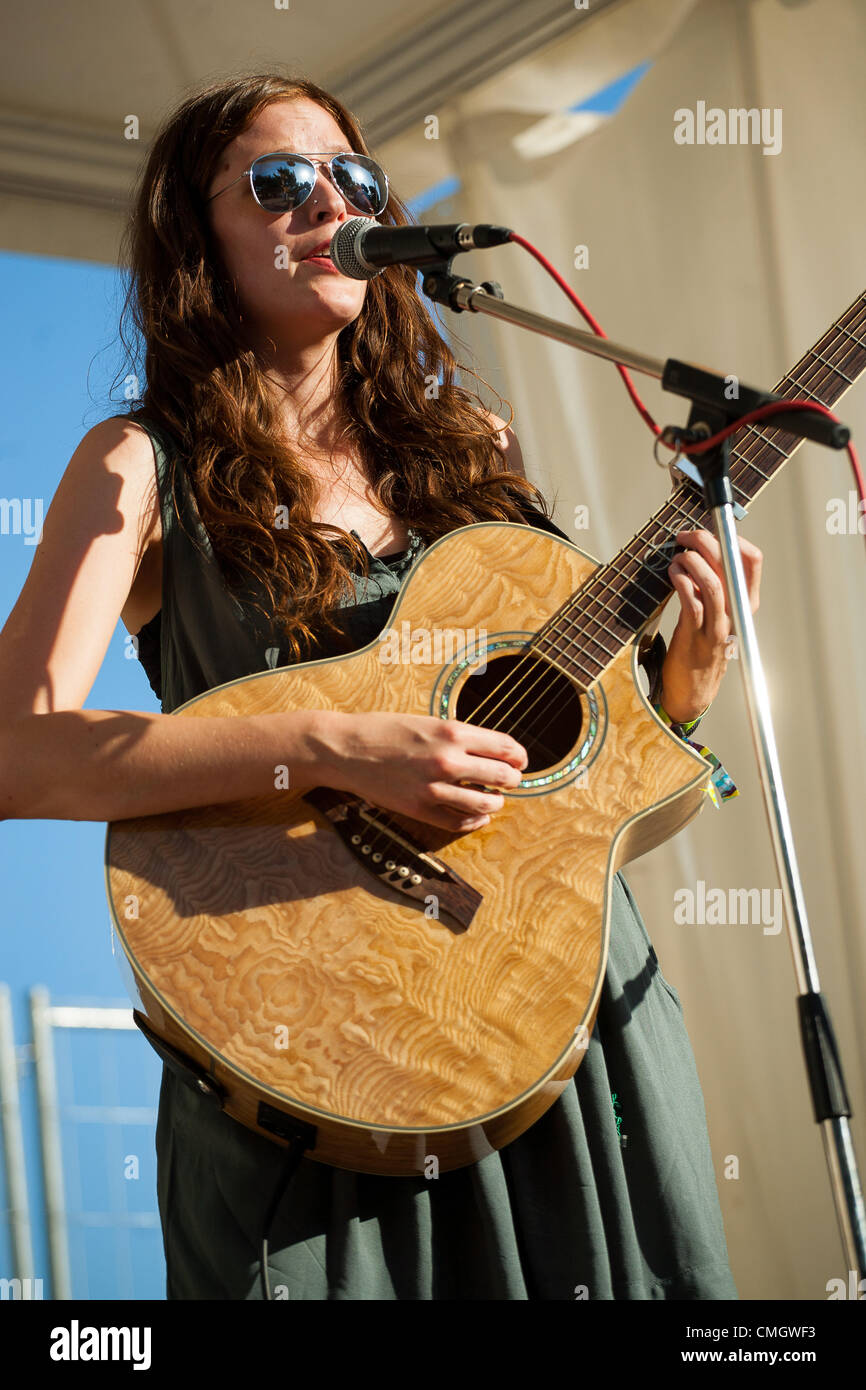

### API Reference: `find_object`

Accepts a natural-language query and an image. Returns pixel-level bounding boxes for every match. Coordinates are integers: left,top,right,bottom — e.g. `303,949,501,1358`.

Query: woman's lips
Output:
302,256,339,272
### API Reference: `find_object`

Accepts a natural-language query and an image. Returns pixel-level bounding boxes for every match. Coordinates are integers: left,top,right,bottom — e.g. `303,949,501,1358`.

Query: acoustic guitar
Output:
105,291,866,1175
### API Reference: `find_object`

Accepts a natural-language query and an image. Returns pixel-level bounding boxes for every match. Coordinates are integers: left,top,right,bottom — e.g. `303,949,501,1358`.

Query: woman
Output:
0,72,761,1299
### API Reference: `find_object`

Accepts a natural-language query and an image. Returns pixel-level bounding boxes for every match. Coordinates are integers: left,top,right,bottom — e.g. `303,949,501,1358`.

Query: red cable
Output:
507,230,866,555
508,231,661,437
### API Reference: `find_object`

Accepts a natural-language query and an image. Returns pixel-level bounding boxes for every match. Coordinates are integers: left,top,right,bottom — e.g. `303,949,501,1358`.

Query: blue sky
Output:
0,249,165,1298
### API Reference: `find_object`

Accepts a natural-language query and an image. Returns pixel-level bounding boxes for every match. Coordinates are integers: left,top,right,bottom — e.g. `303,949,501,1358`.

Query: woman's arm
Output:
0,418,330,821
0,418,524,829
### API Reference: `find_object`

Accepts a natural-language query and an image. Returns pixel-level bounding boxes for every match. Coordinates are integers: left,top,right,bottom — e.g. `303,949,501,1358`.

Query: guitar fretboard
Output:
534,291,866,688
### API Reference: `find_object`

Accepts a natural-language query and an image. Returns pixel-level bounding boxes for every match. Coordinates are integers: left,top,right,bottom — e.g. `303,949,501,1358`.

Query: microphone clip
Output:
419,261,477,311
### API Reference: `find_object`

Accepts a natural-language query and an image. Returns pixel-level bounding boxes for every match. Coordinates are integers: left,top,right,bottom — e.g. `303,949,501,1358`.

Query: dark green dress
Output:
130,418,737,1301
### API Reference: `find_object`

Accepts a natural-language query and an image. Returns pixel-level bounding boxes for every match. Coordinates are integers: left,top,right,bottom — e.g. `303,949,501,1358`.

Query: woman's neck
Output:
257,332,348,457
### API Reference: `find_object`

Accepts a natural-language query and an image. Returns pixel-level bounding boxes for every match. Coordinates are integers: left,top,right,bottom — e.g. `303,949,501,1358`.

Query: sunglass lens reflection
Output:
251,155,316,212
331,156,388,215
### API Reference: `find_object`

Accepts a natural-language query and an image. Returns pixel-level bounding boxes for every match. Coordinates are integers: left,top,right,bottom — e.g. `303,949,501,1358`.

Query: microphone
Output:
328,218,513,280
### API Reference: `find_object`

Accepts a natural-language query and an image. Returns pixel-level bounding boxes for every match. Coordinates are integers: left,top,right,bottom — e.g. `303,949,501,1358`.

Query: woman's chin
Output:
271,284,365,334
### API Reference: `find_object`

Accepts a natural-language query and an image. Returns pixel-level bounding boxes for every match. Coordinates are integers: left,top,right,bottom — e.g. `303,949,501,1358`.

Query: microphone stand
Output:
420,258,866,1284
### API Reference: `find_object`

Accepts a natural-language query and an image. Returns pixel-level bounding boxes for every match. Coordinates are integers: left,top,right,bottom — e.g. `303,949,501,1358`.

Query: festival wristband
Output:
651,699,738,808
651,699,709,738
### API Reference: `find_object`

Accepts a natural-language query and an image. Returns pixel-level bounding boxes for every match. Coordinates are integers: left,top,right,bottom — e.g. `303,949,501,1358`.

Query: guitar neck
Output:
534,291,866,690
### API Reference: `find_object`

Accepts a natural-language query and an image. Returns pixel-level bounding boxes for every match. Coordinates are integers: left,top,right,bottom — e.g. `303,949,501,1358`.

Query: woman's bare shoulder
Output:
0,416,163,718
86,415,163,545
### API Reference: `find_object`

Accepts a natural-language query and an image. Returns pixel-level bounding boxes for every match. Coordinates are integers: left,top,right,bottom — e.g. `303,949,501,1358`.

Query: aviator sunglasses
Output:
207,150,389,217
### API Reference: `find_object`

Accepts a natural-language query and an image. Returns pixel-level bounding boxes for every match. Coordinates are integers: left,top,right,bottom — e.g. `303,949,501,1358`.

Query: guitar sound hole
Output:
453,652,583,775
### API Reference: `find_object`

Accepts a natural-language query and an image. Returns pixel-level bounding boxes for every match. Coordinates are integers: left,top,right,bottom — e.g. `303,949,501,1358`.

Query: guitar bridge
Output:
302,787,482,932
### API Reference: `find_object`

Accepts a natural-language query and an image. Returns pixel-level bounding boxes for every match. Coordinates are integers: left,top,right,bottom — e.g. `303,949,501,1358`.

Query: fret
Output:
570,584,641,634
571,495,705,647
547,597,623,654
548,618,619,665
838,323,866,349
551,576,666,682
541,610,621,673
666,493,713,527
731,441,781,475
583,542,669,613
625,552,682,603
531,292,866,688
594,547,670,610
730,455,771,486
535,639,597,687
833,300,866,333
673,469,755,507
572,599,655,650
539,597,632,659
737,425,790,458
731,478,754,502
804,344,864,390
533,644,594,687
810,348,853,384
788,380,822,402
585,554,668,617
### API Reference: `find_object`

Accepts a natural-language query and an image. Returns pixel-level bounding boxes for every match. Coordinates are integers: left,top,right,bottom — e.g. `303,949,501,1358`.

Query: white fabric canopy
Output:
0,0,609,261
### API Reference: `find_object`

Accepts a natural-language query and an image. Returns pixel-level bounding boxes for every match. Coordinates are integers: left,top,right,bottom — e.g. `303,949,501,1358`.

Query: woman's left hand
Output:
659,529,763,724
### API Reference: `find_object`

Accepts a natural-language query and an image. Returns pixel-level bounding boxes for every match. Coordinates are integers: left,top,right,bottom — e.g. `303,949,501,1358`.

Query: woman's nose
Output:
312,163,348,213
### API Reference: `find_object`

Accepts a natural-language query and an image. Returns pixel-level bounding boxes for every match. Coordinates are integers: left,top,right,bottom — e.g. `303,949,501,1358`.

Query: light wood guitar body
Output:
106,522,710,1174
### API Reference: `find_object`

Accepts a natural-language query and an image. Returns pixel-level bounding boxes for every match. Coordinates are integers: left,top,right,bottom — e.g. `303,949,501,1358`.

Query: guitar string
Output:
542,302,866,678
521,299,866,696
359,304,866,857
355,304,866,860
455,302,866,740
470,322,866,741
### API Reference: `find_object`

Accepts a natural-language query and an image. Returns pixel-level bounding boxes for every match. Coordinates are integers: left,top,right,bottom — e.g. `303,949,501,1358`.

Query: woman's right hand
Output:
306,710,528,832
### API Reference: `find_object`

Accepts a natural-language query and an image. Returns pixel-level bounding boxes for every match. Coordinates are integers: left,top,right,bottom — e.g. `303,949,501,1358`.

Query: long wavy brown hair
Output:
118,70,550,659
